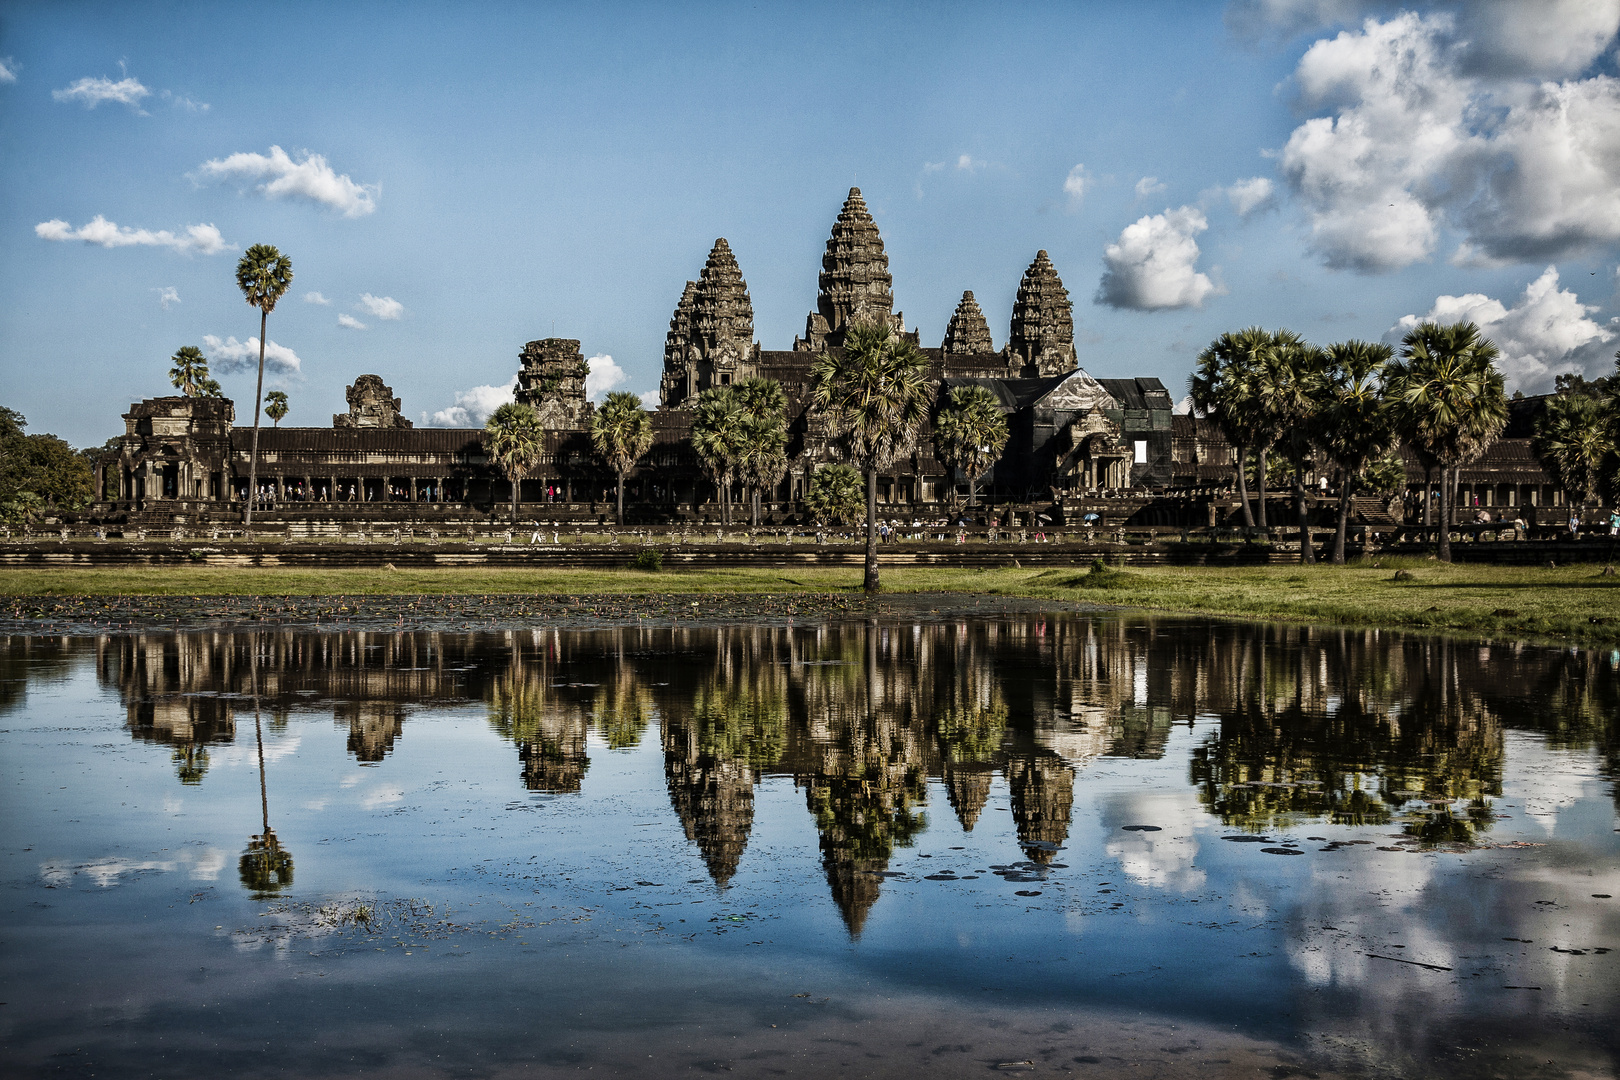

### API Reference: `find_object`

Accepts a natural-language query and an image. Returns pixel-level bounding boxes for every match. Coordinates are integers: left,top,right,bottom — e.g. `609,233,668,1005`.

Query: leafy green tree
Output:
168,345,213,397
484,402,546,525
811,321,932,593
736,377,788,526
1532,389,1612,508
264,390,289,427
589,390,653,526
1319,340,1395,563
805,463,865,525
1189,327,1271,527
1384,321,1507,562
692,387,746,525
234,245,294,531
933,384,1008,507
0,407,93,516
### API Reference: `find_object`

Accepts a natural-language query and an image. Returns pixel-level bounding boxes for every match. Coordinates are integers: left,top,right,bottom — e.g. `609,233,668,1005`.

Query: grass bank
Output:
1,560,1615,645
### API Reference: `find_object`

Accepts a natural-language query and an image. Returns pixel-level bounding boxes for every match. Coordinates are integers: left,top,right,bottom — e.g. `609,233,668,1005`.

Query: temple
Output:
80,186,1564,535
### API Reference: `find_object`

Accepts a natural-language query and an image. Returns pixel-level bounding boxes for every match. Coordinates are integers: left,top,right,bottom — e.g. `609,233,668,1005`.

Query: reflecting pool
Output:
2,609,1618,1078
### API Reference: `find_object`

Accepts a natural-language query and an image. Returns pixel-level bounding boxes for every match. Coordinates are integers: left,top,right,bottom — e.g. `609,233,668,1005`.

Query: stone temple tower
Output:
515,338,591,429
659,239,759,408
795,187,908,352
941,290,994,355
1006,250,1077,377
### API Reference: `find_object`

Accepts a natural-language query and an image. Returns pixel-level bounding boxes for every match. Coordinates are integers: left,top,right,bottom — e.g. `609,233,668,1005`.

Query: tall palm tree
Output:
1246,328,1308,529
1384,321,1507,562
1258,339,1328,564
485,402,546,525
264,390,289,427
805,463,865,525
168,345,210,397
933,383,1008,507
1189,327,1270,527
234,245,293,532
1319,340,1395,563
1532,391,1612,508
736,378,788,526
692,387,746,525
590,390,653,526
811,320,932,593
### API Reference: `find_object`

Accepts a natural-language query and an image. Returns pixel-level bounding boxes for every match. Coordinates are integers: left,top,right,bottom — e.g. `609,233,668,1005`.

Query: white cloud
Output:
357,293,403,320
194,145,378,217
337,314,367,330
430,375,517,427
585,354,627,401
1224,176,1276,216
1279,10,1620,272
1063,163,1090,208
639,389,661,409
1391,266,1616,393
303,291,331,305
1225,0,1368,44
34,216,230,256
202,334,303,376
956,154,986,172
1095,205,1223,311
158,88,208,112
53,74,150,110
1134,176,1167,199
156,286,180,309
0,57,18,84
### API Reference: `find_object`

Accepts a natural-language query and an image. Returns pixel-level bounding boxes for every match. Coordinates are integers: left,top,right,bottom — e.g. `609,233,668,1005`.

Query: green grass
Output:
2,561,1616,645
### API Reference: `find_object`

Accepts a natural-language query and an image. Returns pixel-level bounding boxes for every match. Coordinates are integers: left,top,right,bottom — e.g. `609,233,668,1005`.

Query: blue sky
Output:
4,0,1619,447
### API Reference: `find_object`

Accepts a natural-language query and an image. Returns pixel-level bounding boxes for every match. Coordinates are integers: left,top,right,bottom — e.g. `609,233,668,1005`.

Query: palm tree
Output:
1532,391,1612,508
234,245,293,532
805,464,865,525
1318,340,1395,563
1258,338,1328,564
811,321,932,593
736,378,788,526
264,390,289,427
1189,327,1270,527
933,384,1009,507
692,387,746,525
1245,328,1308,529
1384,321,1507,562
168,345,211,397
590,390,654,526
485,402,546,525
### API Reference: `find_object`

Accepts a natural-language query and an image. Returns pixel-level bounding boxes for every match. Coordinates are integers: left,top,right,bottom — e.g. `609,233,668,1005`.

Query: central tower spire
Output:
795,188,906,351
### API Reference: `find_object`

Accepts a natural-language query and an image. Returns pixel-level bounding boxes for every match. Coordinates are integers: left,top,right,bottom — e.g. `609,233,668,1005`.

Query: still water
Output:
2,608,1617,1078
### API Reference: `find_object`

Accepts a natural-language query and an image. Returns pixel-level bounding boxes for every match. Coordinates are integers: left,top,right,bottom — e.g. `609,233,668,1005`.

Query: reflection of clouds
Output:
340,772,365,788
1103,792,1207,893
190,847,225,881
1036,705,1112,763
215,736,302,768
360,786,404,809
1501,732,1607,835
39,846,227,887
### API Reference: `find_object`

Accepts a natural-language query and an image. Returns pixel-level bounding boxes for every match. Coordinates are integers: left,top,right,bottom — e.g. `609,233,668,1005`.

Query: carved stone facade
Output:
515,338,591,429
1007,250,1077,377
334,374,412,429
941,291,994,355
795,187,908,352
660,240,759,407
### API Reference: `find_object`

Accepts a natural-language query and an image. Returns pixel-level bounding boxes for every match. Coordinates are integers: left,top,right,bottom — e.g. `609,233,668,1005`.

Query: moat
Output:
2,610,1616,1079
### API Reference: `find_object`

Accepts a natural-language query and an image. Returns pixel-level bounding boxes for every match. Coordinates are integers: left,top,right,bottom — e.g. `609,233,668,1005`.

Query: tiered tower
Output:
333,374,412,428
940,290,994,355
515,338,591,429
658,239,759,407
795,187,907,351
1006,250,1077,377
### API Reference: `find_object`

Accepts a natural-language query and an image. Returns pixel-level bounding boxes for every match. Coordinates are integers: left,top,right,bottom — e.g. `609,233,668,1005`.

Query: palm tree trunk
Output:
1235,447,1254,527
1438,466,1452,562
615,472,625,526
1422,467,1432,526
1255,450,1269,528
1295,469,1314,564
864,467,880,593
967,472,977,507
511,474,520,526
1332,472,1354,564
245,308,267,532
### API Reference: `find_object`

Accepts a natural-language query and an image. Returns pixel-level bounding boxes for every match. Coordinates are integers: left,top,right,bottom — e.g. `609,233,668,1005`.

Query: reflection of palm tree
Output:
488,665,589,793
240,635,293,897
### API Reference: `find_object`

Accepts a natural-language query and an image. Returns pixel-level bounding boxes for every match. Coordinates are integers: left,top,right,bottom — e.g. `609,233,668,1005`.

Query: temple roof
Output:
941,290,994,354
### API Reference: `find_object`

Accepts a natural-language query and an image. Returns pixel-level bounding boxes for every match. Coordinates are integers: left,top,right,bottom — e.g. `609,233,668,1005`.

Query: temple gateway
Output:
85,188,1560,535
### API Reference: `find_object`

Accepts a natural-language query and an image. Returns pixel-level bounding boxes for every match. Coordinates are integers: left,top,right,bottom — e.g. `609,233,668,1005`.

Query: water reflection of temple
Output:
83,615,1619,931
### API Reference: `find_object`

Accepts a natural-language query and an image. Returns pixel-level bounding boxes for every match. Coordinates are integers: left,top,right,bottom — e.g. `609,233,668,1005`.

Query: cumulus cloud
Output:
357,293,403,320
0,58,18,84
1063,163,1090,208
303,291,331,305
1224,176,1276,216
156,286,179,309
430,375,517,427
1134,176,1167,199
1225,0,1370,44
158,88,208,112
53,74,150,110
1096,206,1223,311
35,216,229,255
337,313,367,330
1391,266,1616,393
585,354,628,401
1279,10,1620,272
639,389,661,409
194,145,378,217
202,334,303,376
